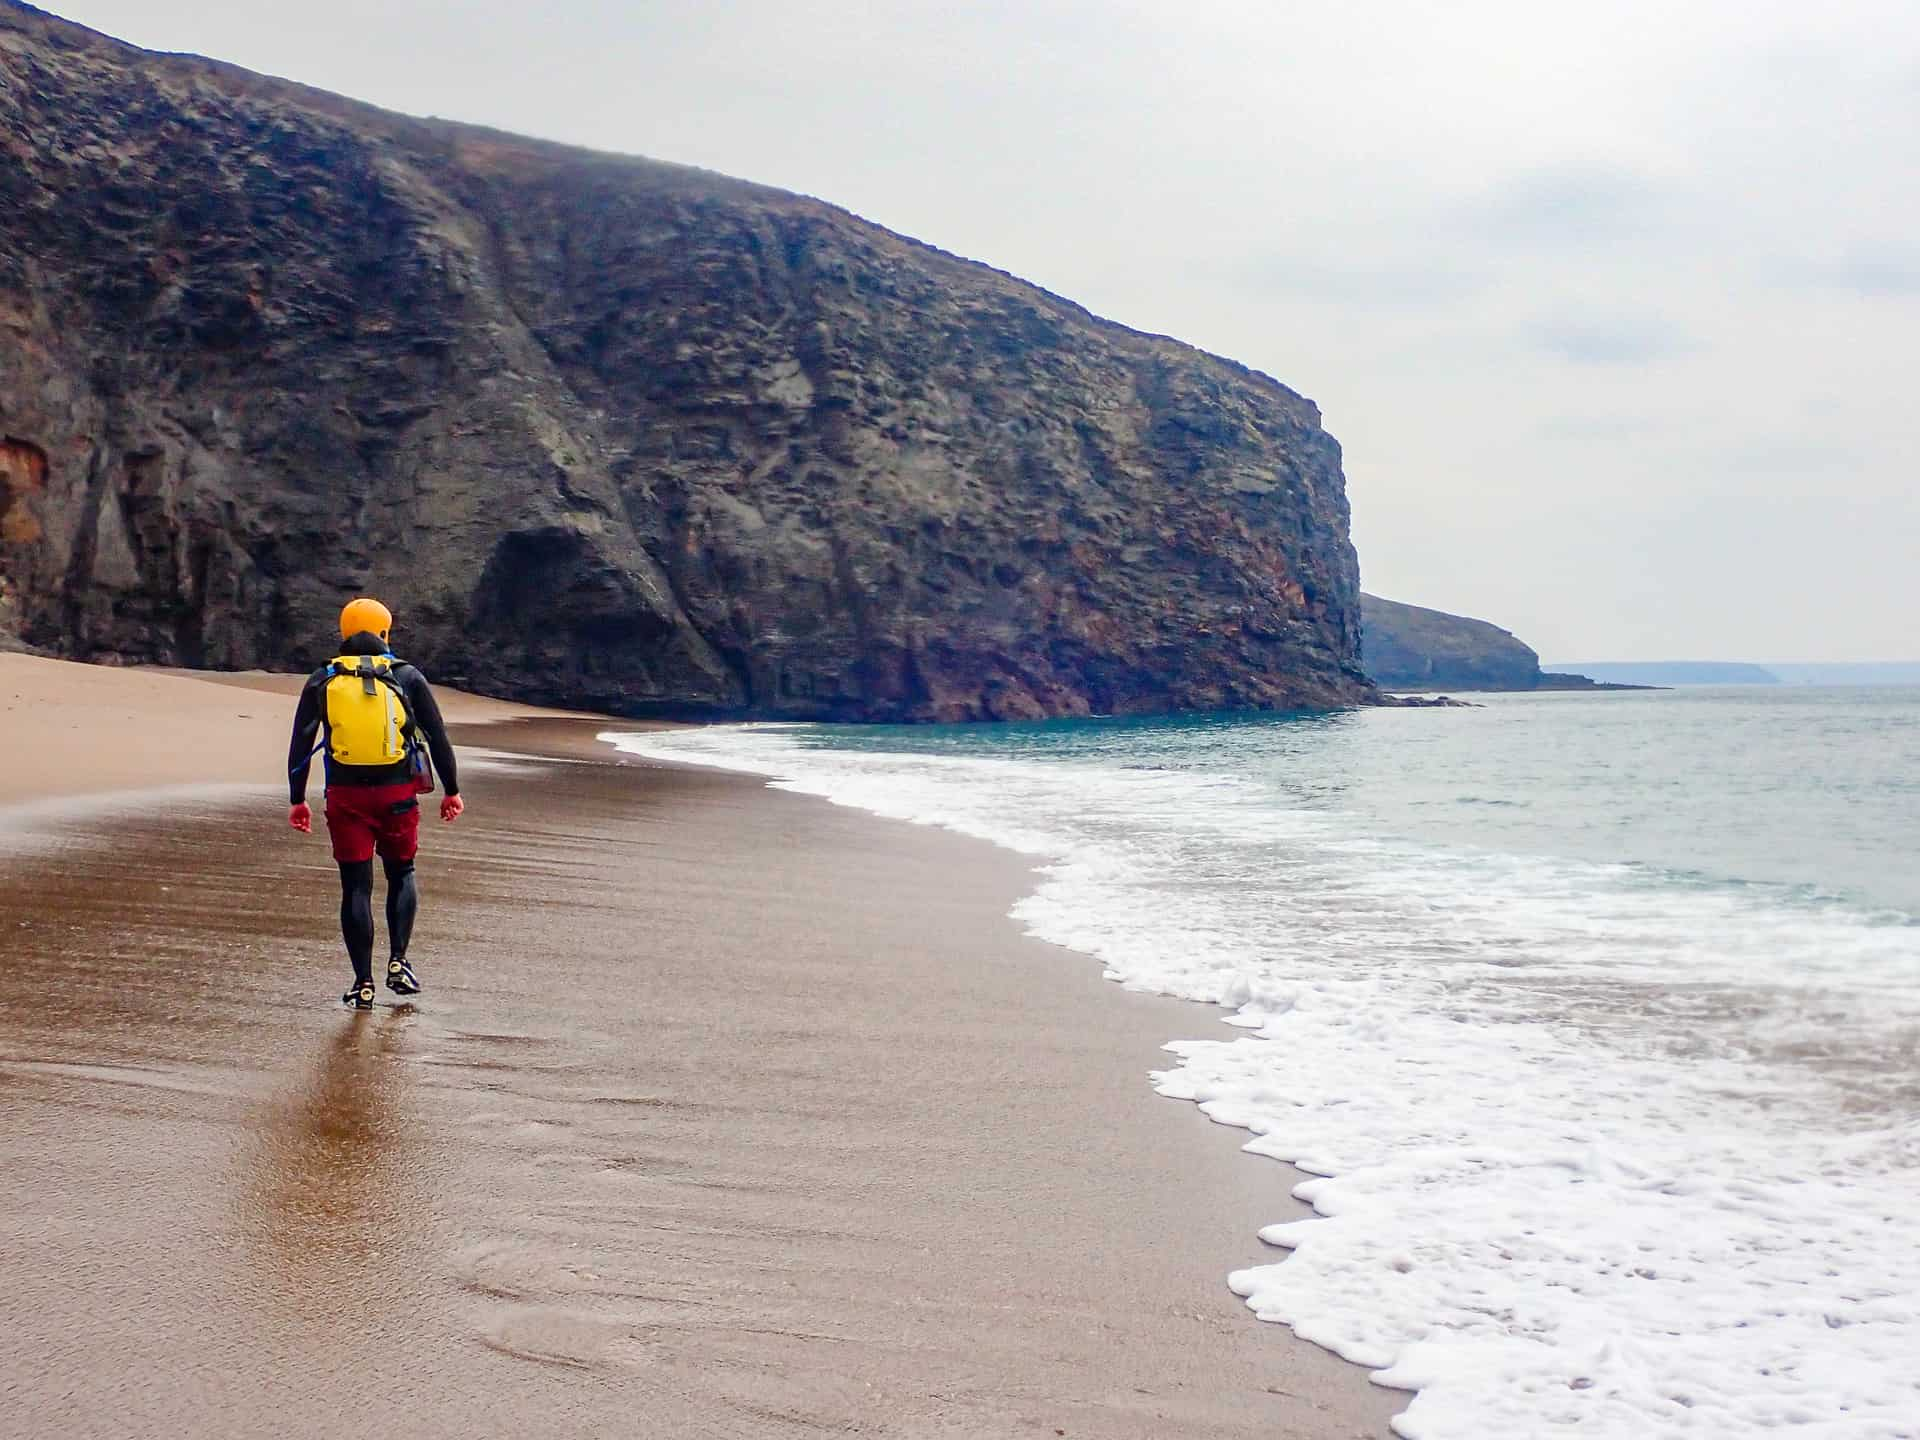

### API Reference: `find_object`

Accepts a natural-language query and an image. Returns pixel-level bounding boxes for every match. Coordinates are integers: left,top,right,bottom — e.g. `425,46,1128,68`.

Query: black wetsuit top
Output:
287,632,460,804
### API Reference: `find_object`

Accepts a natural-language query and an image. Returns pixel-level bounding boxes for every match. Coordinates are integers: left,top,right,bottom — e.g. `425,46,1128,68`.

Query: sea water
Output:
608,687,1920,1439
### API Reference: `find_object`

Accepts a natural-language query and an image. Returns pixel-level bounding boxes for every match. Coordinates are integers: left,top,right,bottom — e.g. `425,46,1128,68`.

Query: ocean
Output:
609,686,1920,1439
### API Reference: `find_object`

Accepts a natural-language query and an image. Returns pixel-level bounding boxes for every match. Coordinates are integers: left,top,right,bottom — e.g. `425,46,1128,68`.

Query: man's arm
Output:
287,672,326,805
403,669,460,798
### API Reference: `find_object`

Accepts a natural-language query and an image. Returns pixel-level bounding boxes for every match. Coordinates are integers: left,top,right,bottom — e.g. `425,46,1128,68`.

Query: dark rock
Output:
1534,670,1646,691
1360,593,1638,693
1549,661,1775,687
1379,691,1476,708
0,1,1375,721
1361,593,1544,691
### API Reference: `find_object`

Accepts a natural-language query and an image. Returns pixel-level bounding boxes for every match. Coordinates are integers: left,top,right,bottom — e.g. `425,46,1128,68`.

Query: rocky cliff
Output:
1362,594,1540,689
1361,593,1617,691
0,2,1374,721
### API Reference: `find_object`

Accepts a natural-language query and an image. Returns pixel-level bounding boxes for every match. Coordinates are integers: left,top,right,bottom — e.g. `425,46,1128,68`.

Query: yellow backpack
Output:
323,654,413,766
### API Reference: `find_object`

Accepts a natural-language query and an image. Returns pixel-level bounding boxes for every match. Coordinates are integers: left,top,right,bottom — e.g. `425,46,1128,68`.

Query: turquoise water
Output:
620,687,1920,1437
793,686,1920,916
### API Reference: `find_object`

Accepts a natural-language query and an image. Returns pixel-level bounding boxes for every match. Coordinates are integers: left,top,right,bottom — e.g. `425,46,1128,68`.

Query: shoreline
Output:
0,657,1405,1437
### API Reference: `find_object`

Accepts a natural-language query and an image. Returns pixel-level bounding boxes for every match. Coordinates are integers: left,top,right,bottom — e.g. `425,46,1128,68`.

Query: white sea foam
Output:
606,723,1920,1439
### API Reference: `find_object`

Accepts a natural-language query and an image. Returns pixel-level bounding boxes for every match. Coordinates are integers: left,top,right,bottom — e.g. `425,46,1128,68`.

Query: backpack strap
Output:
378,667,414,732
292,668,335,776
382,659,420,738
328,655,409,710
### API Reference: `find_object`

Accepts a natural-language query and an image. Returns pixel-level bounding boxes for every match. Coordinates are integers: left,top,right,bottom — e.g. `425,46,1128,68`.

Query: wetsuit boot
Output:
339,859,376,1008
383,857,420,994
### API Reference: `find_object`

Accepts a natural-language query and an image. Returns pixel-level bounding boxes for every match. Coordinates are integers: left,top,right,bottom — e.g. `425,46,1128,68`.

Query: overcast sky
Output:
50,0,1920,661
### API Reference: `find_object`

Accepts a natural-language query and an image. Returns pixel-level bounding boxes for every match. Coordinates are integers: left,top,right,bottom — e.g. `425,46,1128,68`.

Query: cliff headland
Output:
1360,593,1636,693
0,1,1374,722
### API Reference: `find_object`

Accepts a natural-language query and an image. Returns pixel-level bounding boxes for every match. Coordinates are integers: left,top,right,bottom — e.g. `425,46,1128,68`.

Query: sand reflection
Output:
241,1012,427,1320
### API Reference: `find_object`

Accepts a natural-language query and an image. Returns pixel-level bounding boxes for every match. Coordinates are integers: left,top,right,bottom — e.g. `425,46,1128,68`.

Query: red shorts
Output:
324,782,422,864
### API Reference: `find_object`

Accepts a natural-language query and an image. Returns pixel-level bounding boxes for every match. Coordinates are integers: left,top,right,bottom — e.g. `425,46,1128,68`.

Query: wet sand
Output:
0,653,602,807
0,660,1404,1437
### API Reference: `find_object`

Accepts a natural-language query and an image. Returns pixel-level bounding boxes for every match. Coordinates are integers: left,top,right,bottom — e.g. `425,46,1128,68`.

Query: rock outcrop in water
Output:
0,2,1374,720
1553,661,1777,687
1361,593,1620,692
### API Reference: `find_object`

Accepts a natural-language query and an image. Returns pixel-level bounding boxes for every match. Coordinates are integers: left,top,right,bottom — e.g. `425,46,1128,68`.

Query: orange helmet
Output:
338,596,393,644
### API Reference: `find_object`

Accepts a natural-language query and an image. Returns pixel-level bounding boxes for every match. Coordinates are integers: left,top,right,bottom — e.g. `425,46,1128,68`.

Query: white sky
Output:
46,0,1920,661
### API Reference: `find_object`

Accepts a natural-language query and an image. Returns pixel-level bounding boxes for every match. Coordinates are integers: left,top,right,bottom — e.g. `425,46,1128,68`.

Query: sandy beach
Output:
0,656,1403,1438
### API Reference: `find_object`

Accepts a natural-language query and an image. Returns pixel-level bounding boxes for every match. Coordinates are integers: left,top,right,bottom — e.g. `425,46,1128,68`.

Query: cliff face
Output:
0,2,1373,720
1361,593,1546,690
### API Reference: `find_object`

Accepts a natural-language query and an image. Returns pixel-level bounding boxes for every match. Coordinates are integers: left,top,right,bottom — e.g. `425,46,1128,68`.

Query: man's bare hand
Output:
289,802,312,834
440,794,465,823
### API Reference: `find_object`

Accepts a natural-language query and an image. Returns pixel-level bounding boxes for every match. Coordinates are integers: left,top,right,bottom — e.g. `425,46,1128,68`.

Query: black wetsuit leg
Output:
338,860,375,985
383,856,418,960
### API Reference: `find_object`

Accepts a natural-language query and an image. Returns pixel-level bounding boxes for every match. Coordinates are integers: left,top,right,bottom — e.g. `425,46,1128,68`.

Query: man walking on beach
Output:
287,597,464,1009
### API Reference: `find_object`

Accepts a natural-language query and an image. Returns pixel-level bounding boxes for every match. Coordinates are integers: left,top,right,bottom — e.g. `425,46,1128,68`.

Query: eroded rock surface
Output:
1361,593,1620,692
0,2,1373,719
1362,594,1543,691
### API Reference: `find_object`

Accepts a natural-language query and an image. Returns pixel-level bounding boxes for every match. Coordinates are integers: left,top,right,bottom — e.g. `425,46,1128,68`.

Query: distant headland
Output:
1552,661,1920,687
1551,661,1779,686
1360,594,1642,693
